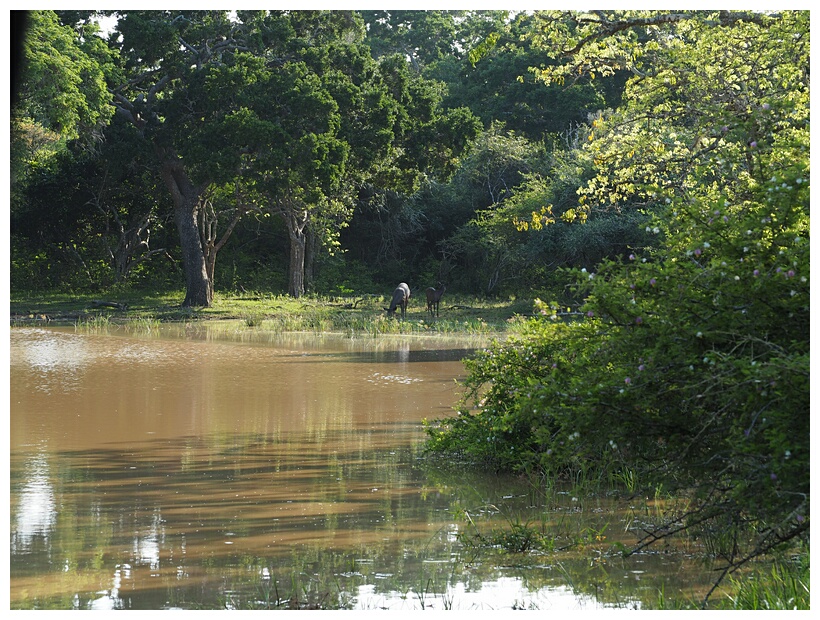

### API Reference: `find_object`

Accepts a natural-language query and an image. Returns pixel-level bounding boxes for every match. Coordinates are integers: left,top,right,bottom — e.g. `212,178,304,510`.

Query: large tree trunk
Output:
280,202,310,298
288,228,306,298
175,202,212,307
158,153,212,307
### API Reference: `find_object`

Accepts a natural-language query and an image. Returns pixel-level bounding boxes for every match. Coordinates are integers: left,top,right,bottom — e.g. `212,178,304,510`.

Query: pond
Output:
9,325,720,610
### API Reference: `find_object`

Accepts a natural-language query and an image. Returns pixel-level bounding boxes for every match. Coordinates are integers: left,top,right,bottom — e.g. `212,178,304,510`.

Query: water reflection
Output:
353,577,607,611
10,327,717,610
11,449,56,553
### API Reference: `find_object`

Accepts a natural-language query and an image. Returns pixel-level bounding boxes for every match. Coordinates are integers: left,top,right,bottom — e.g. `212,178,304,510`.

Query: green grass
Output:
722,551,810,610
647,551,810,610
10,288,534,337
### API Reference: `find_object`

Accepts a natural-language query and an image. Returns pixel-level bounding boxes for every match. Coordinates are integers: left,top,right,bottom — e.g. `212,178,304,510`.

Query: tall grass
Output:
74,314,111,331
74,314,161,334
723,552,810,610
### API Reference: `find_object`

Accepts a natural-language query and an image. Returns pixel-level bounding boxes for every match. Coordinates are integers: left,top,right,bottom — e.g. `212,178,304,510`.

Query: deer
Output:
425,282,446,317
385,282,411,319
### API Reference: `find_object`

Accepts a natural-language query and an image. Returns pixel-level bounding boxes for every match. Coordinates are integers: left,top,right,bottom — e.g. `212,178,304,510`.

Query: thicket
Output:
425,10,810,603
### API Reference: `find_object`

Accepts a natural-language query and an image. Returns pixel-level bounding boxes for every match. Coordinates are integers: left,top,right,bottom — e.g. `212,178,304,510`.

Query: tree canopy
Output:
45,10,481,304
11,10,627,298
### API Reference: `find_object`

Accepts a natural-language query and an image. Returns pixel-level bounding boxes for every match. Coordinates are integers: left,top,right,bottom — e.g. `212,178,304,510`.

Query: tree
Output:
101,11,376,304
100,10,480,302
12,11,114,209
11,11,169,290
103,10,246,305
12,110,175,291
361,10,462,71
428,12,620,142
194,182,252,301
426,10,809,601
13,11,112,142
427,126,544,294
448,145,653,297
85,145,172,285
174,48,351,298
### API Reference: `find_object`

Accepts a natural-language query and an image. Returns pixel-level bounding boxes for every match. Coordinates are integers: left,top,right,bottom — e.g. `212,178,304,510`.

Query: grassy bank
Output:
9,288,535,337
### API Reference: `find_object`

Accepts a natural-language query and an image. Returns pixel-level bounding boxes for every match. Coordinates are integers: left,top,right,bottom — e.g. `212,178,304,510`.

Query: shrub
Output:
427,157,809,581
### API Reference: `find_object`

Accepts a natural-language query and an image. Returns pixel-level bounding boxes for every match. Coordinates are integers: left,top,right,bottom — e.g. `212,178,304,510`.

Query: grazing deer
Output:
425,282,446,317
385,282,411,319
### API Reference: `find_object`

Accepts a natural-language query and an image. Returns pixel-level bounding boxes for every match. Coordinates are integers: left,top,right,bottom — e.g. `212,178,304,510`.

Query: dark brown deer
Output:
385,282,411,319
425,282,446,317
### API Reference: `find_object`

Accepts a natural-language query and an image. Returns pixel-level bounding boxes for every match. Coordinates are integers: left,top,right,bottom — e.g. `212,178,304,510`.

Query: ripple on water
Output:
365,371,423,386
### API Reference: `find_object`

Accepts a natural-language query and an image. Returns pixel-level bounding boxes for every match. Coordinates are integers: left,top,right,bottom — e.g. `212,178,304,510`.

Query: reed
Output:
74,314,111,331
723,552,810,610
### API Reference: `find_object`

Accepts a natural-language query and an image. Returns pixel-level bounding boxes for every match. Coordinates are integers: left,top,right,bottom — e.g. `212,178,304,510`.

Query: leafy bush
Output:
427,163,809,570
427,13,810,588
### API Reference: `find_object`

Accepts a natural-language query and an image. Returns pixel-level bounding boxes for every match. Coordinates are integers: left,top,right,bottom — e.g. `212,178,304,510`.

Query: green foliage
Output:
426,317,601,473
530,11,810,219
11,10,116,216
15,11,113,141
426,9,809,586
9,237,52,291
724,550,810,610
438,12,615,142
462,518,557,554
441,131,653,297
361,10,487,70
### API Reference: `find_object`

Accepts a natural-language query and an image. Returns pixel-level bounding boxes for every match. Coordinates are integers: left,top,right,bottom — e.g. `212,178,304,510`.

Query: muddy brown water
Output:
9,325,721,610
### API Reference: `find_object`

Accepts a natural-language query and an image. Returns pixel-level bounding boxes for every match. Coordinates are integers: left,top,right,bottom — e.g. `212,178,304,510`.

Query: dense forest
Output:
11,9,634,303
10,10,810,601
